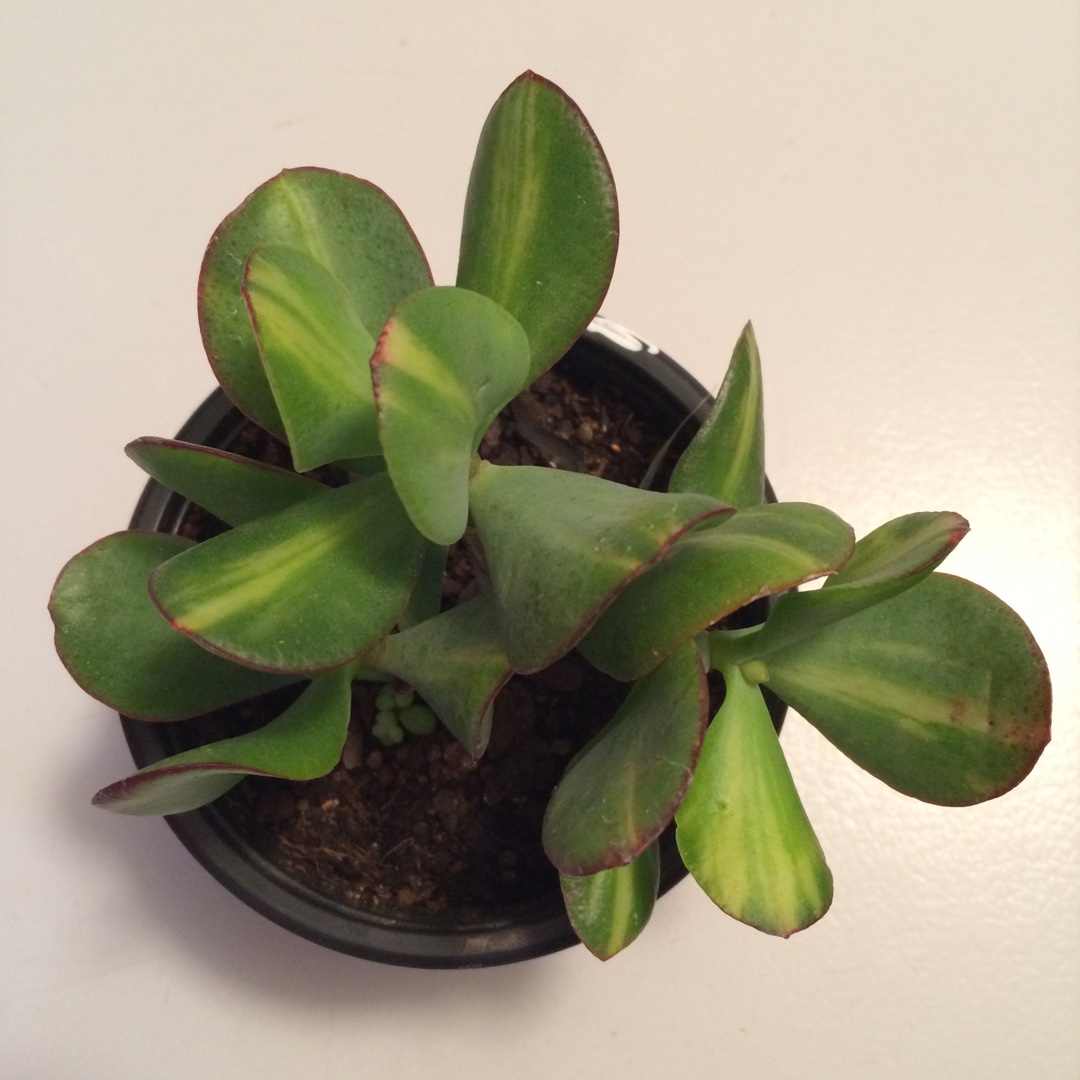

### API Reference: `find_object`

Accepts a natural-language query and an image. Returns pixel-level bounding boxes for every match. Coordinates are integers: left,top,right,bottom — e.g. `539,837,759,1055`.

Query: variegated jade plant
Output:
50,72,1052,960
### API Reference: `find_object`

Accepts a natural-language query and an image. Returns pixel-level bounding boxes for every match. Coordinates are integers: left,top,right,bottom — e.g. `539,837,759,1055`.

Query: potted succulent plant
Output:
50,71,1051,966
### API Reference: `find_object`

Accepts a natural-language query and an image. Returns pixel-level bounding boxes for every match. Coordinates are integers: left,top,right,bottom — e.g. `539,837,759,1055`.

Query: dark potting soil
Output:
171,364,704,921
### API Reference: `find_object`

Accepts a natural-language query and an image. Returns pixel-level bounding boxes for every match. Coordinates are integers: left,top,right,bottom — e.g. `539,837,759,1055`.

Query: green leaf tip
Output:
561,843,660,960
671,321,764,508
125,437,324,527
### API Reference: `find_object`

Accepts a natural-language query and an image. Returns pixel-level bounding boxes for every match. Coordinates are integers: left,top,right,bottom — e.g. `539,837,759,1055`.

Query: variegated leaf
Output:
468,461,733,672
763,573,1052,805
560,842,660,960
670,322,764,508
126,438,323,527
150,473,424,673
676,666,832,936
244,244,382,471
49,531,294,720
457,72,617,379
93,668,352,815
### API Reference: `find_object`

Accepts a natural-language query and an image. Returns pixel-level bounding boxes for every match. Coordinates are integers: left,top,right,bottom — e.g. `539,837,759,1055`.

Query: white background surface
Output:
3,3,1077,1078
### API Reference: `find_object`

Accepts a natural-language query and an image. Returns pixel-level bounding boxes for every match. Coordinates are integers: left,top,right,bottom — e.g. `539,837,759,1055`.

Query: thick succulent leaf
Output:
199,168,432,434
468,461,733,672
676,667,832,936
367,594,513,758
560,842,660,961
372,286,531,544
92,668,352,815
126,438,323,527
49,531,294,720
738,511,969,661
457,71,617,379
763,573,1052,805
150,473,424,673
670,322,764,508
243,244,381,471
580,503,854,681
543,641,707,874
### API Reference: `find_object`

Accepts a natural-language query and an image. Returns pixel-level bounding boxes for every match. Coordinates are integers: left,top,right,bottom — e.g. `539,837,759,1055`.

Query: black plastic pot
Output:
121,320,784,968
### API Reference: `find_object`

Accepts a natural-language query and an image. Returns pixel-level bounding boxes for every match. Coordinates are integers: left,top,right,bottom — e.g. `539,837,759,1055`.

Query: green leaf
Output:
762,573,1052,805
372,286,531,544
670,322,764,507
457,72,617,379
126,438,323,527
199,168,432,434
543,641,707,874
676,667,832,936
92,668,353,815
150,473,424,673
580,502,854,681
49,531,295,720
736,511,969,661
468,461,734,672
368,594,513,758
243,244,382,471
560,842,660,960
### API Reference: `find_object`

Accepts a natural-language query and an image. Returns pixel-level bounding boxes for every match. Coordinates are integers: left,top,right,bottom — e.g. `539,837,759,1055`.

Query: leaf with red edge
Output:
730,510,970,662
543,640,708,875
372,286,530,544
150,473,424,673
199,168,431,434
468,461,734,673
243,244,383,471
676,666,833,936
457,72,617,379
560,842,660,960
126,437,323,527
762,573,1052,805
93,668,352,815
580,502,854,681
49,531,295,720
